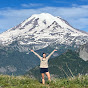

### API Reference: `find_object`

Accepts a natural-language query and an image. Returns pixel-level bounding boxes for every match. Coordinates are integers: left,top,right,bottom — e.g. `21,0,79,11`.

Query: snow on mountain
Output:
0,13,88,52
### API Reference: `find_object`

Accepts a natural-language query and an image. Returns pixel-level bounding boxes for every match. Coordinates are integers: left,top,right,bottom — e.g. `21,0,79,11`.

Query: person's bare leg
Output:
41,73,45,84
45,72,51,82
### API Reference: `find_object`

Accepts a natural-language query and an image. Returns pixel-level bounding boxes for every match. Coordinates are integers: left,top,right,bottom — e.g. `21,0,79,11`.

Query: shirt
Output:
33,50,55,68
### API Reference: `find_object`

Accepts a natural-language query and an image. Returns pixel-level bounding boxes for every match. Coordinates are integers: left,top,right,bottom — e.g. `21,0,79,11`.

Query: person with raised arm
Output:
30,49,57,84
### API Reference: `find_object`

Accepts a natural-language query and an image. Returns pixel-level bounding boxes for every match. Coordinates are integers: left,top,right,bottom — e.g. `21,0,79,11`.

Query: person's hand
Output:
54,49,57,51
30,49,34,52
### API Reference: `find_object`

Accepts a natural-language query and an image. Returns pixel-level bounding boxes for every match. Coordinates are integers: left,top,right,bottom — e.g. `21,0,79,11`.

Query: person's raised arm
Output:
30,49,42,59
47,49,57,59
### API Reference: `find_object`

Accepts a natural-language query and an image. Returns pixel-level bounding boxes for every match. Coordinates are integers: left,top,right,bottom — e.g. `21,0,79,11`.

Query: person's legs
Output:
45,72,51,81
41,73,45,84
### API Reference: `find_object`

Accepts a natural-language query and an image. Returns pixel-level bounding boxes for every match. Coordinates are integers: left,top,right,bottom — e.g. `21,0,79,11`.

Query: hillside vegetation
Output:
27,50,88,80
0,45,76,75
0,74,88,88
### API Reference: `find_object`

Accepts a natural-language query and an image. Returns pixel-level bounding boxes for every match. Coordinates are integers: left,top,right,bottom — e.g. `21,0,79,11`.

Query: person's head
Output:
42,53,46,58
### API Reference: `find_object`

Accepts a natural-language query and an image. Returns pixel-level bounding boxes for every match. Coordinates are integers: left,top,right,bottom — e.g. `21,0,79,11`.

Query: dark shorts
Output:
40,68,48,73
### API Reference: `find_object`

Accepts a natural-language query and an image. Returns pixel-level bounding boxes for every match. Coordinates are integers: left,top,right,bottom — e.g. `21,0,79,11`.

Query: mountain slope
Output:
0,49,40,75
27,50,88,80
79,42,88,61
0,43,79,75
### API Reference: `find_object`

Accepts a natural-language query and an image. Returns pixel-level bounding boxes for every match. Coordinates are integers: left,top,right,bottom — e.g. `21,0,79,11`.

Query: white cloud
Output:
0,5,88,33
21,3,43,7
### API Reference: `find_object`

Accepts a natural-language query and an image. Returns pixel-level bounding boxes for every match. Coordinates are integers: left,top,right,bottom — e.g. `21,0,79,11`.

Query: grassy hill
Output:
27,50,88,81
0,74,88,88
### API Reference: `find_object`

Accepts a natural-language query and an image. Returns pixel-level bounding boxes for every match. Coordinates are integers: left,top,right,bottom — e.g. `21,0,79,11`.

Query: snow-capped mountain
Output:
0,13,88,75
0,13,88,52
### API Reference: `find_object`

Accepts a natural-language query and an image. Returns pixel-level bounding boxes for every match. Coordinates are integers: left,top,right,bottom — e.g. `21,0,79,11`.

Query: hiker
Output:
30,49,57,84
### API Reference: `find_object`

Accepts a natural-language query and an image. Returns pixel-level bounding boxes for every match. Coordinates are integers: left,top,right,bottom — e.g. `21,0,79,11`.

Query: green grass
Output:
0,74,88,88
0,74,46,88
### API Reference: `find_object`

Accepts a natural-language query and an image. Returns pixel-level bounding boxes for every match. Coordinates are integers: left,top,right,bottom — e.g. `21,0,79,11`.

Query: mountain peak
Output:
29,13,58,25
31,13,55,18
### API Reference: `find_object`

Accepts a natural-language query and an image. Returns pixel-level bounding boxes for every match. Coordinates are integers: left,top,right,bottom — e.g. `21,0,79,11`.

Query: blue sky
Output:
0,0,88,33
